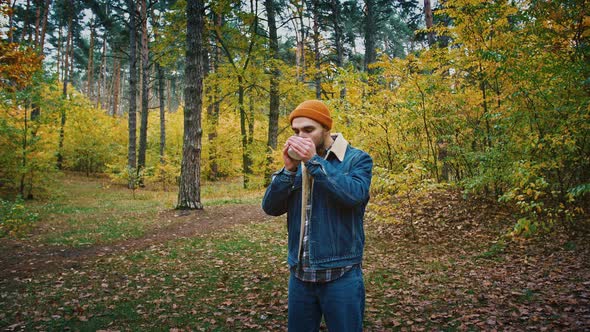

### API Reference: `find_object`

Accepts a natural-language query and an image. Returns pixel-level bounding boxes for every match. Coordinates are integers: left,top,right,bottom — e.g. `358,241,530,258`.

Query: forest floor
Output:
1,174,589,331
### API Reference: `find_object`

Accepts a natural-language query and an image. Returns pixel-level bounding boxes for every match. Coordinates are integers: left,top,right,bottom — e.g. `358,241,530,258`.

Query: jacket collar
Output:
327,133,348,162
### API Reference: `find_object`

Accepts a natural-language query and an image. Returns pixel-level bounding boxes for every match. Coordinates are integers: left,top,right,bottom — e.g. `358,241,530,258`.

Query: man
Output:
262,100,373,331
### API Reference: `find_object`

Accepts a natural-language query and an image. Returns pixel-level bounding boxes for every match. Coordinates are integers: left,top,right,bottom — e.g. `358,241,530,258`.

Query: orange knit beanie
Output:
288,100,332,130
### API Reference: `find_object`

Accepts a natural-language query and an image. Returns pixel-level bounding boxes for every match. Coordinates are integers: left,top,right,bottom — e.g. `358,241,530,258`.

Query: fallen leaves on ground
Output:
1,189,589,331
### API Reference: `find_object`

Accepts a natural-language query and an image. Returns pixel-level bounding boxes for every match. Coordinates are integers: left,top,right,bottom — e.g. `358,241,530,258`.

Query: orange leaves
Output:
0,41,43,91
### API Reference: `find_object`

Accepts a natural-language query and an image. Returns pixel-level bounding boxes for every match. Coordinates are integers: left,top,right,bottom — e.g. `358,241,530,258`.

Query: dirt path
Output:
0,204,272,281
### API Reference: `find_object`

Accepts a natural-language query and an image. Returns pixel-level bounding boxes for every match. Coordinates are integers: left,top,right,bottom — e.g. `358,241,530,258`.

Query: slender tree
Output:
87,18,95,99
312,0,321,99
214,0,260,188
127,0,138,188
264,0,280,185
137,0,149,180
330,0,345,98
364,0,376,73
96,34,106,108
39,0,52,51
112,57,121,116
56,0,74,170
177,0,204,209
206,10,222,180
424,0,435,47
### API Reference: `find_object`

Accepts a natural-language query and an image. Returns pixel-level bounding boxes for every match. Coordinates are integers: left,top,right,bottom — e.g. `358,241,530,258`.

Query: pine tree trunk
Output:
112,57,120,116
87,20,95,99
33,0,41,45
150,6,166,164
56,25,61,79
39,0,51,51
137,0,149,179
364,0,377,73
177,0,204,210
57,0,74,170
331,0,345,99
312,0,321,99
264,0,280,185
157,63,166,163
238,76,251,189
206,11,222,180
23,0,31,43
424,0,435,47
127,0,138,188
8,0,17,42
296,0,305,81
96,34,106,108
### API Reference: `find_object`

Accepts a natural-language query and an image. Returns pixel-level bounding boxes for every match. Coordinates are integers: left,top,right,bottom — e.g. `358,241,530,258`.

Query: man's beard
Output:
316,136,326,156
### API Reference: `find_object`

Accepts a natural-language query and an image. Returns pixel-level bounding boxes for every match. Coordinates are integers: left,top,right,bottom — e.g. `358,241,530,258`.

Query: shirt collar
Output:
326,133,348,162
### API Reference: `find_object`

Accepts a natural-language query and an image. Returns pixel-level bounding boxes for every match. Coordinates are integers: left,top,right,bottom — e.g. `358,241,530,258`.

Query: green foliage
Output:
0,75,61,199
0,198,38,238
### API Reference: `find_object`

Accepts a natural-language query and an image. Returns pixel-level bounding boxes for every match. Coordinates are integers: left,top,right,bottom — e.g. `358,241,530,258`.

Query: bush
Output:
0,198,38,238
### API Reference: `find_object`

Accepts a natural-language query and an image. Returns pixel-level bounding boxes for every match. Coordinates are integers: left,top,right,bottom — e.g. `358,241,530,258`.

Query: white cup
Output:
287,147,302,160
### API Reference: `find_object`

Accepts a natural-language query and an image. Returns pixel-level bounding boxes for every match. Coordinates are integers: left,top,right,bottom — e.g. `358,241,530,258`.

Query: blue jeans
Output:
288,266,365,332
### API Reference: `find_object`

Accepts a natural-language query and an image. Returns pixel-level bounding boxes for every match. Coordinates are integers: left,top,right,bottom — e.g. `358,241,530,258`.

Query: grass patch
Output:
21,174,264,247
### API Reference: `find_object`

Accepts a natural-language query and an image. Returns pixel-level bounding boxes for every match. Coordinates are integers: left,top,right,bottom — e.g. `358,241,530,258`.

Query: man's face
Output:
291,117,329,151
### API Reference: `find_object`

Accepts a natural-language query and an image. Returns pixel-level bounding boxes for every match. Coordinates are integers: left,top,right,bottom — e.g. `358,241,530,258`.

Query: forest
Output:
1,0,589,330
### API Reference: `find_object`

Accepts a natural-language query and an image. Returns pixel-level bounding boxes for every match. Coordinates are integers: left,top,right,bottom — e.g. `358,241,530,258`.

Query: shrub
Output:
0,198,38,238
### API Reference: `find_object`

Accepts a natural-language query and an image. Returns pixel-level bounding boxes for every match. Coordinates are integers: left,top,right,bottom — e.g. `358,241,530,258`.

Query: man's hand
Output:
285,136,316,167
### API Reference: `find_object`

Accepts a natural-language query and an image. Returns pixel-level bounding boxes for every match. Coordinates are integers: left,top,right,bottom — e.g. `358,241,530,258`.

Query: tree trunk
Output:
151,5,166,164
22,0,31,43
96,34,106,108
157,63,166,163
330,0,345,99
238,76,251,189
8,0,17,42
33,0,41,45
364,0,376,73
206,11,222,180
127,0,138,188
87,20,95,99
424,0,435,47
166,78,172,113
264,0,280,185
20,105,28,198
312,0,321,99
177,0,204,210
39,0,51,51
296,0,305,81
57,0,73,170
112,57,120,116
56,25,61,79
137,0,149,180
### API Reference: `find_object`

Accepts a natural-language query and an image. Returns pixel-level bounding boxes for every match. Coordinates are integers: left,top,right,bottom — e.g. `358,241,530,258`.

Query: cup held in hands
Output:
287,147,302,161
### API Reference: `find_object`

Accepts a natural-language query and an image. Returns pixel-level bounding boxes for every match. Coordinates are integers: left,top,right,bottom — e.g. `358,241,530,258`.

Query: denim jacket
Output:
262,134,373,269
